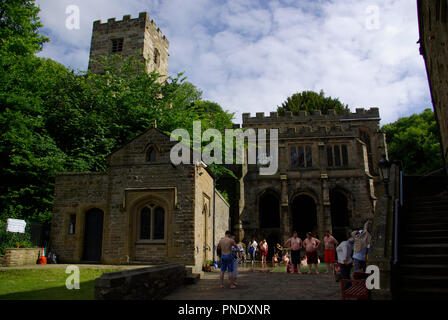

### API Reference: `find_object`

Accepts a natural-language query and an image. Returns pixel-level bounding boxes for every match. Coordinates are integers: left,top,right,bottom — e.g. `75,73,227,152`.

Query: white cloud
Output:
35,0,431,125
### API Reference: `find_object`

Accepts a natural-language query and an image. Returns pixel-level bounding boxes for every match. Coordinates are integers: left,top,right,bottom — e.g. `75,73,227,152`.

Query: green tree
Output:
277,90,349,115
0,2,236,223
382,109,443,174
0,0,49,56
0,53,235,223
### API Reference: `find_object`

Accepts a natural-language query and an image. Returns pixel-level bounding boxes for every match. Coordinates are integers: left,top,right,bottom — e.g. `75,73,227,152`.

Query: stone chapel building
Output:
232,108,387,256
50,12,387,266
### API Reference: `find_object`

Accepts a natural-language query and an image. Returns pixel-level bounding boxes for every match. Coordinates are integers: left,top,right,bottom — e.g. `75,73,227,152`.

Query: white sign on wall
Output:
6,219,27,234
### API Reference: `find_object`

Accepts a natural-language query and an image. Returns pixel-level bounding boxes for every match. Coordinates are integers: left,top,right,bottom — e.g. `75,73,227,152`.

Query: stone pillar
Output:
368,164,398,300
321,173,332,234
234,220,245,242
279,144,287,172
280,174,290,243
235,158,248,242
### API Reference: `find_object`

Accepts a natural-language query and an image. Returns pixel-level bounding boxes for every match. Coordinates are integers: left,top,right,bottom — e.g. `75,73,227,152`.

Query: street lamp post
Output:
378,155,392,198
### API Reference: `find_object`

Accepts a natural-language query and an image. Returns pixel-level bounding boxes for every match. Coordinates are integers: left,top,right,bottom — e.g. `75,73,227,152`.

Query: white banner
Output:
6,219,27,234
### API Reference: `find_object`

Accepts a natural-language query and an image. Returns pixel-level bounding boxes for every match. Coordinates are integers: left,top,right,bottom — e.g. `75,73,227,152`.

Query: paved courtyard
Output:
165,267,341,300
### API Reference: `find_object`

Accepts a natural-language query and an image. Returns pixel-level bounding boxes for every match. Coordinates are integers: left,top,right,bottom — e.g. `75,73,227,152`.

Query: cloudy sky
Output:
35,0,431,125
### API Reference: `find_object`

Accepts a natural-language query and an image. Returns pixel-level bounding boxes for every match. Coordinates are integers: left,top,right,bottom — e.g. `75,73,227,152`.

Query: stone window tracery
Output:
139,204,165,241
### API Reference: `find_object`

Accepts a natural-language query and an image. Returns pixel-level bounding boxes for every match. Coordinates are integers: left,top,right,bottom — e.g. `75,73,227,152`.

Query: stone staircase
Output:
184,266,201,285
396,190,448,299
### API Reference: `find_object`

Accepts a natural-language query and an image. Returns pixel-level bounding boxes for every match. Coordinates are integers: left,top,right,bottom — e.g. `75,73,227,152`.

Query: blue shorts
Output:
220,254,234,273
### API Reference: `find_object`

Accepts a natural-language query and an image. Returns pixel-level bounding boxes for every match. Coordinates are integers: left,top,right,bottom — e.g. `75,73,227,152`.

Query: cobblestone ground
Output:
165,266,341,300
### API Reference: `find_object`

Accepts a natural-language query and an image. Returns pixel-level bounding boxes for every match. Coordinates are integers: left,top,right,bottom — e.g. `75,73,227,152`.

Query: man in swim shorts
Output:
303,232,321,274
285,231,302,274
218,230,237,288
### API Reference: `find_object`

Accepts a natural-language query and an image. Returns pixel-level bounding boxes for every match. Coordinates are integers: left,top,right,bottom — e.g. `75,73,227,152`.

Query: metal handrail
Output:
417,166,448,180
393,165,403,265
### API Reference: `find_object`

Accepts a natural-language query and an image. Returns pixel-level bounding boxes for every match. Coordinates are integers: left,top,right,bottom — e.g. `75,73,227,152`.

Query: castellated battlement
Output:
89,12,169,76
242,108,380,124
92,12,169,45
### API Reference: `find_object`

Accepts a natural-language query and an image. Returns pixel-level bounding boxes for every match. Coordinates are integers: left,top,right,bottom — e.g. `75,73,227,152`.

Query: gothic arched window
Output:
139,204,165,241
146,147,157,162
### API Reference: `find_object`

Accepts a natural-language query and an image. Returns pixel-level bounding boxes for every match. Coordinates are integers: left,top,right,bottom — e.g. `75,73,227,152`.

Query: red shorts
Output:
324,249,336,263
261,250,267,257
306,251,319,265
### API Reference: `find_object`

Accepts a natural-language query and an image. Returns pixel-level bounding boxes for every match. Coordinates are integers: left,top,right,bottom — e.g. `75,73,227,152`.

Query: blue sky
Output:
35,0,431,125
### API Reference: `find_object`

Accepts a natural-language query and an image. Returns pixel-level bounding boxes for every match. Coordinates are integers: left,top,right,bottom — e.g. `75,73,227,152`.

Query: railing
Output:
417,165,448,180
393,163,403,266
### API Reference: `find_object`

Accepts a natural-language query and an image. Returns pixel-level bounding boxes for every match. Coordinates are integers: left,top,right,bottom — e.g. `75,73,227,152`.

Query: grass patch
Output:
0,268,121,300
270,263,331,273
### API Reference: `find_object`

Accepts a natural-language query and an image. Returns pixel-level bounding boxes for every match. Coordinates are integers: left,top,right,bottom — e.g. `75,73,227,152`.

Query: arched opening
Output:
154,48,160,66
83,208,104,262
330,189,350,242
138,203,166,241
291,194,317,240
265,233,280,262
146,147,157,162
259,192,280,228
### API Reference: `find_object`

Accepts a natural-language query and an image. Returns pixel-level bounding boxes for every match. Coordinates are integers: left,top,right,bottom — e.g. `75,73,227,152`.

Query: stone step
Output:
184,273,200,285
398,275,448,288
407,192,448,198
406,217,448,224
405,203,448,213
408,198,448,203
407,193,448,202
402,243,448,255
397,287,448,300
407,230,448,238
406,222,448,231
399,264,448,276
404,236,448,244
400,253,448,264
406,210,448,217
185,266,193,276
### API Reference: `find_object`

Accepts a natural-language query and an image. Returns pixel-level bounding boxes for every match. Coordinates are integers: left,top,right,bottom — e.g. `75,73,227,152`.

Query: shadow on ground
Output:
0,280,96,300
165,270,341,300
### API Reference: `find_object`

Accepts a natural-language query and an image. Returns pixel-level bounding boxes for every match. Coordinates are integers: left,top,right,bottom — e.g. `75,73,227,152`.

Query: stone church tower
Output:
88,12,169,76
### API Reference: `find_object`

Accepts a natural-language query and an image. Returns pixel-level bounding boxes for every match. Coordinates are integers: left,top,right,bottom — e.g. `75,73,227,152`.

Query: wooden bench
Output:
340,272,370,300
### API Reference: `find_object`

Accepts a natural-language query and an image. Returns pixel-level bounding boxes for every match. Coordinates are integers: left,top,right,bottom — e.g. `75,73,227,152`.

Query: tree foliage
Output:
0,0,49,56
277,90,349,115
0,52,235,223
382,109,443,174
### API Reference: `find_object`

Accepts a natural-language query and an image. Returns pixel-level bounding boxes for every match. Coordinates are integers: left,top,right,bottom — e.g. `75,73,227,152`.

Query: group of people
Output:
217,220,372,289
246,238,268,264
336,220,372,288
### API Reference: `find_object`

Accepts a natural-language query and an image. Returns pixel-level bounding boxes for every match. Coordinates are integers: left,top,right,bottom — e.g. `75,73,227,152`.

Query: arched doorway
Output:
83,208,104,262
330,189,350,242
259,191,280,261
259,192,280,228
291,194,317,240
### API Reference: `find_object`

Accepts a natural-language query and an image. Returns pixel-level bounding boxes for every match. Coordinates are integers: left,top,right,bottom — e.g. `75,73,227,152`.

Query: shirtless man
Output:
323,231,338,274
285,231,302,274
303,232,321,274
217,231,237,288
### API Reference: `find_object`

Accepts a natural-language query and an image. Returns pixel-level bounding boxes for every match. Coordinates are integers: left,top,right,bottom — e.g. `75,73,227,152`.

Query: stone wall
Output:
51,172,108,262
1,248,40,267
94,263,185,300
51,129,221,272
418,0,448,162
214,190,230,252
